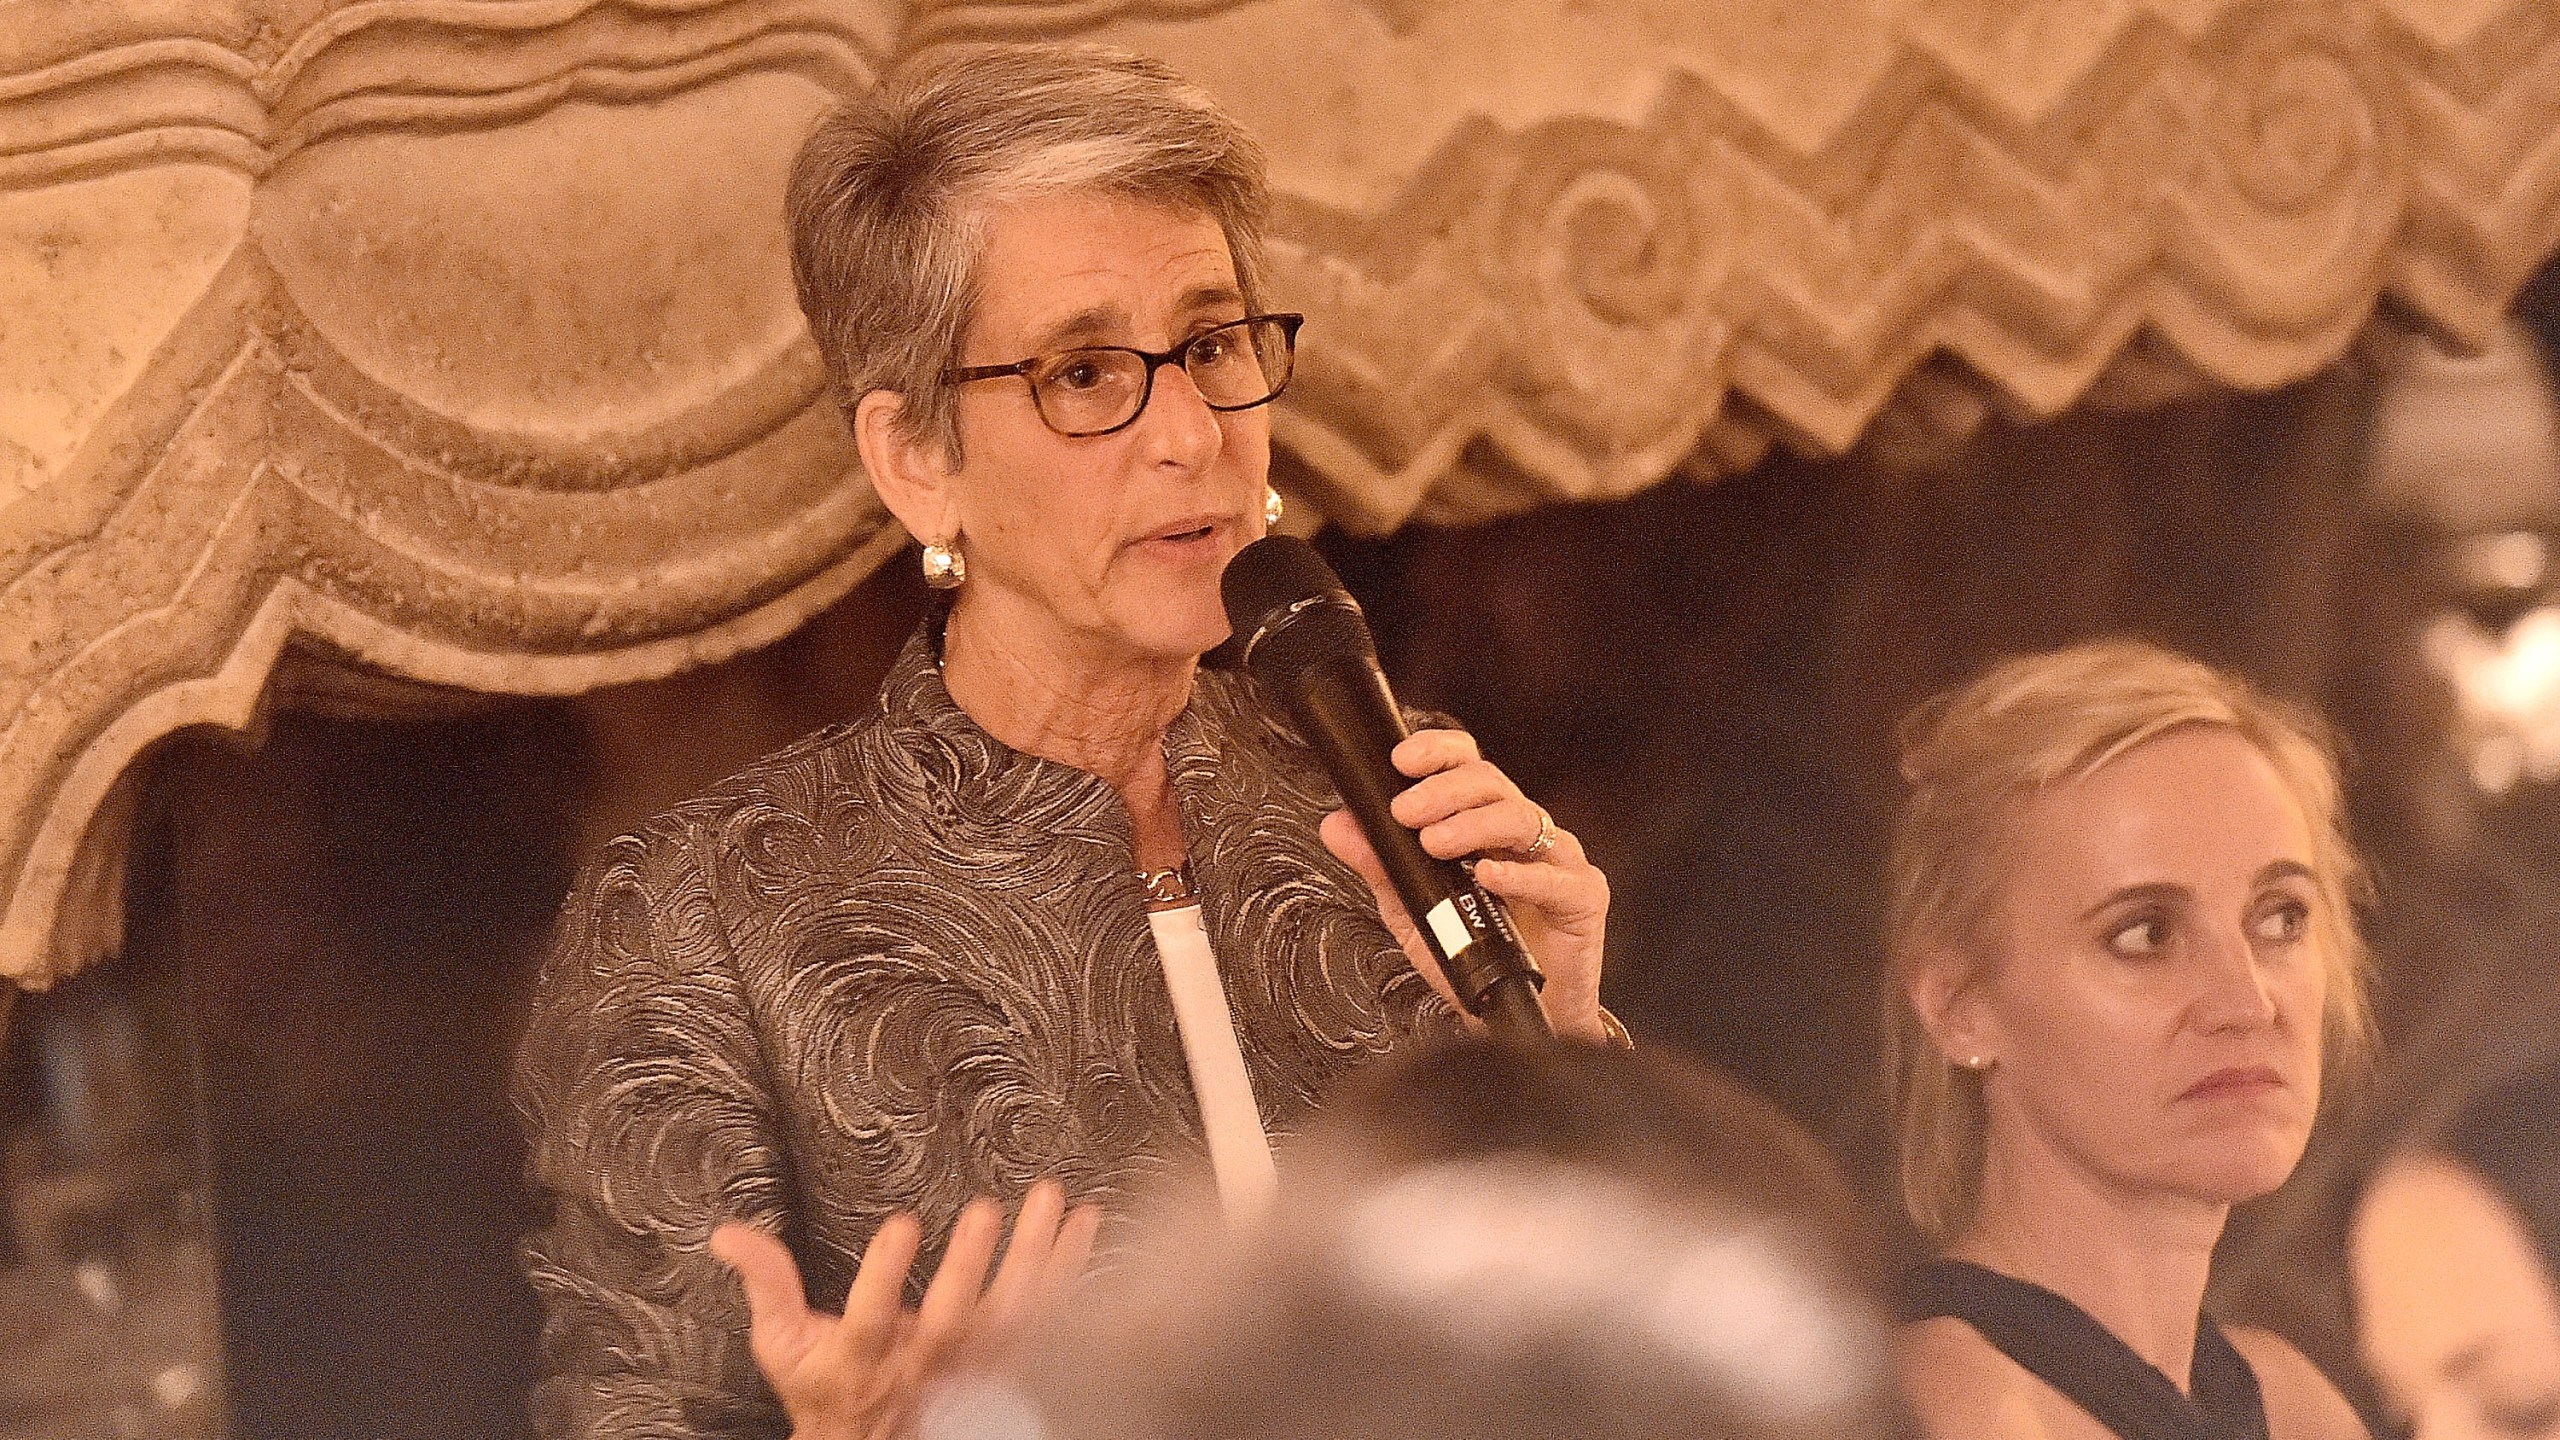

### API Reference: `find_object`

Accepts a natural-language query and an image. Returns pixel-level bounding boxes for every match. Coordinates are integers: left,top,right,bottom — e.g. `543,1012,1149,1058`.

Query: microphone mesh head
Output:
1222,536,1344,625
1220,535,1375,680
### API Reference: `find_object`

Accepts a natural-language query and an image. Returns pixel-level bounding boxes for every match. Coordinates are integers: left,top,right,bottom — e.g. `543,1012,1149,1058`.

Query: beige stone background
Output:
11,0,2560,991
8,0,2560,1435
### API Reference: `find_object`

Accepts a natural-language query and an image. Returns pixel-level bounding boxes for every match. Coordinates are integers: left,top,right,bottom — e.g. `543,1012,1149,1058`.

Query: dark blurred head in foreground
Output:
2355,1055,2560,1440
931,1037,1911,1440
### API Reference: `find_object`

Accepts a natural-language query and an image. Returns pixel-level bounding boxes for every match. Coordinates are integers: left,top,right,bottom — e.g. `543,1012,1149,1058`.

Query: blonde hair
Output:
1883,639,2375,1240
786,43,1271,463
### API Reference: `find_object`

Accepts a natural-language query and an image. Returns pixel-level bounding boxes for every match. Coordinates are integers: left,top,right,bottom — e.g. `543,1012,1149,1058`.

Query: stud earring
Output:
1263,485,1285,527
921,538,966,590
1961,1054,1994,1073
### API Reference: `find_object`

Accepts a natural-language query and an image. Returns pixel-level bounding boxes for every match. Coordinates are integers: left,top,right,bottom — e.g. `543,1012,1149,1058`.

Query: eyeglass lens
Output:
1028,317,1295,436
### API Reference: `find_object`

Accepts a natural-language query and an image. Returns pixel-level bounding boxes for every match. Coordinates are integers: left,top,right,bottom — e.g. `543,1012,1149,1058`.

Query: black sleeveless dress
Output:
1900,1260,2271,1440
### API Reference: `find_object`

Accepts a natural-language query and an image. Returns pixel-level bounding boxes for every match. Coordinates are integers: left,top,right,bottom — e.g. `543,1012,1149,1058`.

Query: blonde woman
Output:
1886,641,2372,1440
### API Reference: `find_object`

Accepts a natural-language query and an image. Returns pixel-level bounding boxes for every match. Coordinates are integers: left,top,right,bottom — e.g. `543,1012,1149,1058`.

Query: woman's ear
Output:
1906,945,1994,1069
854,390,959,545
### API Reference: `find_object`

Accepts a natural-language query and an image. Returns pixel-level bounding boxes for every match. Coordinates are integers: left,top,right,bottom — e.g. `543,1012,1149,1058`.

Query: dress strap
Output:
1899,1260,2270,1440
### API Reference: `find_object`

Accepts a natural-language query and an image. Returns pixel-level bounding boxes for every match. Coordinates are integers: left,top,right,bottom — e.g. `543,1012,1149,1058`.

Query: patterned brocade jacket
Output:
513,626,1448,1439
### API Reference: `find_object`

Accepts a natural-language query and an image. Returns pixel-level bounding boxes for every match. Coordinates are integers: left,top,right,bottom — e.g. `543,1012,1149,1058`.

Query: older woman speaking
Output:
1886,642,2370,1440
512,43,1611,1440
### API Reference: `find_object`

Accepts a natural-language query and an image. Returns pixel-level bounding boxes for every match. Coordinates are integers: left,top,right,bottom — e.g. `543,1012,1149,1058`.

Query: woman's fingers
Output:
710,1222,824,1374
710,1223,809,1328
713,1215,921,1396
1473,845,1610,1044
1385,733,1530,856
1320,807,1383,881
1413,794,1559,862
1325,731,1607,1032
911,1197,1002,1355
1320,810,1410,935
1380,741,1562,867
1319,809,1459,1014
1044,1204,1104,1301
980,1180,1067,1331
1472,853,1607,930
1390,729,1479,776
716,1190,1097,1440
1385,758,1512,830
815,1211,924,1376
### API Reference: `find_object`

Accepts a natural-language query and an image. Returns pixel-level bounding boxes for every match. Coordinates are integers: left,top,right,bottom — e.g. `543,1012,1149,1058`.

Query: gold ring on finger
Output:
1521,807,1558,862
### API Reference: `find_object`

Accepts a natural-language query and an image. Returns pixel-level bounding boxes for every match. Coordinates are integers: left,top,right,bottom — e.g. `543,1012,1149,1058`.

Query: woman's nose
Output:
2194,927,2280,1032
1133,362,1224,469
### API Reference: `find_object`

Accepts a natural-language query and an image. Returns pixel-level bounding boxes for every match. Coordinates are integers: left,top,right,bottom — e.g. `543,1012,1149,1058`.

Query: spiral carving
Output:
2213,47,2373,218
1489,117,1728,456
2183,4,2402,320
9,0,2560,987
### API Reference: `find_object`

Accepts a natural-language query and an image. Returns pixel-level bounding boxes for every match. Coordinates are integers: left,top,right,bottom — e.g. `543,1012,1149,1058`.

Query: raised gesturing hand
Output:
709,1179,1101,1440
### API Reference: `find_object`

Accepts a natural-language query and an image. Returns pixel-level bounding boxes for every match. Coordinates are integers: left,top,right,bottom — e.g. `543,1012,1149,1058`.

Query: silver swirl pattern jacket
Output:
514,626,1447,1438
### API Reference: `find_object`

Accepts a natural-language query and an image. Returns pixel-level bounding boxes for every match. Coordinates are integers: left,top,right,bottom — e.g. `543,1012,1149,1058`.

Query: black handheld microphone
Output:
1221,535,1552,1041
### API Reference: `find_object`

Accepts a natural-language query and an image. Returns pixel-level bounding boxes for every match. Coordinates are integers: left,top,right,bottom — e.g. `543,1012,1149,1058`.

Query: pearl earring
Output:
1263,486,1285,527
921,538,966,590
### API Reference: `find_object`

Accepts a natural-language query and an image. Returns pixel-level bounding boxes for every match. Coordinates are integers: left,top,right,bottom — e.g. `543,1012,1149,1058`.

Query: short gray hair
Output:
785,43,1272,461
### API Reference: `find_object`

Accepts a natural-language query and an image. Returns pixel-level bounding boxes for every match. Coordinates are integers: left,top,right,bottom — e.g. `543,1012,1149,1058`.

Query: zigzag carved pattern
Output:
7,1,2556,501
1249,0,2560,525
6,0,2560,982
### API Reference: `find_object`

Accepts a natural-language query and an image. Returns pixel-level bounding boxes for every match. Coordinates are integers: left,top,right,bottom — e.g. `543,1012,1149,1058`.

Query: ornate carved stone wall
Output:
7,0,2560,986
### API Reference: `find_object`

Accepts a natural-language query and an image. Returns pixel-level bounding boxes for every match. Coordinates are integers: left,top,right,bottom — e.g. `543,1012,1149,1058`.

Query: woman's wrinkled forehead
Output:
955,186,1234,318
957,193,1239,364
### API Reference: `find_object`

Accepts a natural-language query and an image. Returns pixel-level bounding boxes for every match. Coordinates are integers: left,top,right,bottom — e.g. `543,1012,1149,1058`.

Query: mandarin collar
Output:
875,619,1258,834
